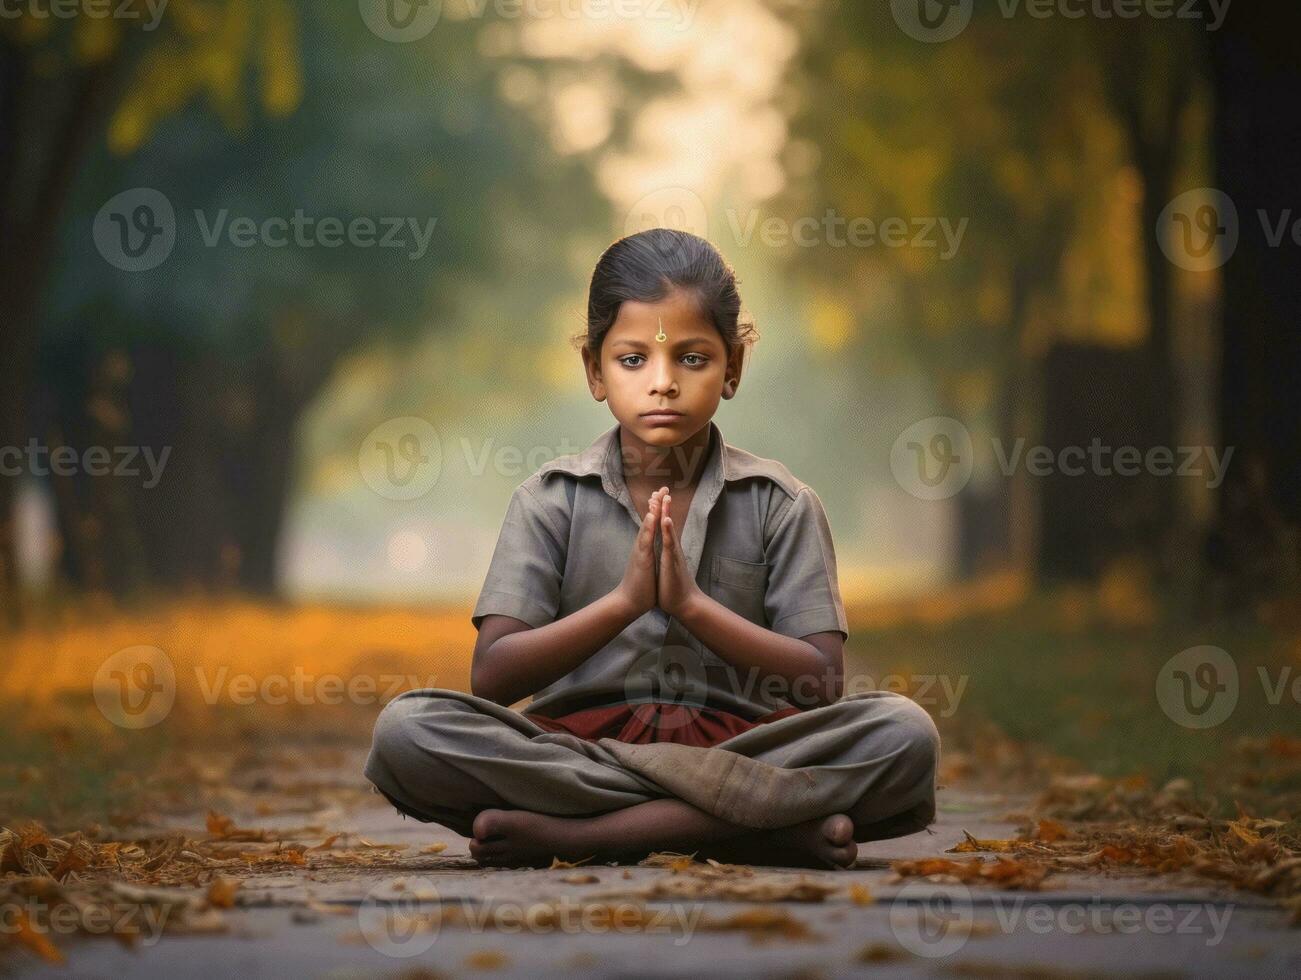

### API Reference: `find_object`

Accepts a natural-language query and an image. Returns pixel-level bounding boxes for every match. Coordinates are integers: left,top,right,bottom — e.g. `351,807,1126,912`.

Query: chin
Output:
629,421,694,446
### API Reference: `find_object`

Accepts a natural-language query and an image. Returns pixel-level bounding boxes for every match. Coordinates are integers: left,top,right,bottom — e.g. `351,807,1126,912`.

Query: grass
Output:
846,579,1301,801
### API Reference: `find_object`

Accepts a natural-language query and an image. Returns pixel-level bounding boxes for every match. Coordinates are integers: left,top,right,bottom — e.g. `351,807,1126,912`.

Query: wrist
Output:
671,585,708,624
610,586,644,622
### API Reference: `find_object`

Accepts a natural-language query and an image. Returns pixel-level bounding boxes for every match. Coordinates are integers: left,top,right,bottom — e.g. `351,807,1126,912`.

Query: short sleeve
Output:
470,484,565,631
763,487,849,641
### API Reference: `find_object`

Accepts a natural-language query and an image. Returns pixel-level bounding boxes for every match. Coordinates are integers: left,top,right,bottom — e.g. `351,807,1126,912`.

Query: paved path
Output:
11,749,1300,979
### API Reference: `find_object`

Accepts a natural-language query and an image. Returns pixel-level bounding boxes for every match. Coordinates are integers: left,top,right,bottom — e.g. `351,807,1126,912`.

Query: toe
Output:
472,808,508,841
833,840,858,868
823,814,854,846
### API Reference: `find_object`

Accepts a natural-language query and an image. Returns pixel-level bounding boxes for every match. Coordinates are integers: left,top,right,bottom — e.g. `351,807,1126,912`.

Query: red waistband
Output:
523,700,802,747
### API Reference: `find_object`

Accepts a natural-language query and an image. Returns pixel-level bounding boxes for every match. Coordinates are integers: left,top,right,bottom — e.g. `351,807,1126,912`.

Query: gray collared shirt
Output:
470,420,850,718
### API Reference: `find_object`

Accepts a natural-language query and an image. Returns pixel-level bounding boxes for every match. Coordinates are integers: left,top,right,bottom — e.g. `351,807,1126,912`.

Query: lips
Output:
641,410,683,423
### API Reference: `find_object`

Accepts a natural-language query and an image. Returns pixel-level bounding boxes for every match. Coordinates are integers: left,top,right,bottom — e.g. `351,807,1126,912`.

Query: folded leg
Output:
596,690,940,841
363,688,668,836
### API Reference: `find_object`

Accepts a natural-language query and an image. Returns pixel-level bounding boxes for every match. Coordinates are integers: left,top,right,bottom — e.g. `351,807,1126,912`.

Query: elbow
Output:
470,661,510,706
800,636,843,707
470,648,511,706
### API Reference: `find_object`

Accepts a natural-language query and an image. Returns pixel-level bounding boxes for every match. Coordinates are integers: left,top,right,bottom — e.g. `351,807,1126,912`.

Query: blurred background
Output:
1,0,1299,823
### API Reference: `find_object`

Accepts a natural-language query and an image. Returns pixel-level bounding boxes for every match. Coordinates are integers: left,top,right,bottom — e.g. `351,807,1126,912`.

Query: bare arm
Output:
656,492,844,708
471,488,668,708
677,594,845,707
470,594,639,708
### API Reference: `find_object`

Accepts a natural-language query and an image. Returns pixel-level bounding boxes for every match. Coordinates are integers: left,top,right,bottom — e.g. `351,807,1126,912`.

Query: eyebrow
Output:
611,336,716,350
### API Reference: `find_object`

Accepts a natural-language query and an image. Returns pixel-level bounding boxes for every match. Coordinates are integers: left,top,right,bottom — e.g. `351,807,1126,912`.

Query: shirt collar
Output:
536,420,801,585
536,419,799,496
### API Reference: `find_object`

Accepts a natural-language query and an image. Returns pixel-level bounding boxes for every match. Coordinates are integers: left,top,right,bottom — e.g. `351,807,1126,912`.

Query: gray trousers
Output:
363,689,940,841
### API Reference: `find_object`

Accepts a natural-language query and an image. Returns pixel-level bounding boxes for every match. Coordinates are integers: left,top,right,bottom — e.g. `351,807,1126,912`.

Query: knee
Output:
370,693,419,766
370,691,468,764
885,694,941,785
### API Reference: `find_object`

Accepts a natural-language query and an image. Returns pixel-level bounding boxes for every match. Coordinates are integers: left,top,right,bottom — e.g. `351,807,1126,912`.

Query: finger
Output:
663,515,675,552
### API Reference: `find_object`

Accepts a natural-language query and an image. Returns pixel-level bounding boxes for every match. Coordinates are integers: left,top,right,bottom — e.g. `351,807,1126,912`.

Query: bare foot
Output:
701,814,858,870
467,805,857,870
469,809,618,867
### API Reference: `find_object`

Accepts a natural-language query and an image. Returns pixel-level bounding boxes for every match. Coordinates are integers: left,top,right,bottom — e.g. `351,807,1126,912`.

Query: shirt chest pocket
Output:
709,555,770,623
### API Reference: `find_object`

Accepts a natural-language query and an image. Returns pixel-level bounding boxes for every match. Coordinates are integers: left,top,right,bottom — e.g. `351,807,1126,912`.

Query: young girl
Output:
365,229,939,869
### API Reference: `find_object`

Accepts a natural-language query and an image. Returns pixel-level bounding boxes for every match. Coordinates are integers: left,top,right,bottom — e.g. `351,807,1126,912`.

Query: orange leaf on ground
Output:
949,831,1017,853
1031,819,1070,842
207,876,242,908
548,854,595,869
893,856,1049,890
848,882,874,905
12,910,64,964
206,811,236,837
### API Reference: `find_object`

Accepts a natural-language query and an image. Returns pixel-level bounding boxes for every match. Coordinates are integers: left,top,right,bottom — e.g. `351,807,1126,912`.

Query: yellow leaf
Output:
948,830,1017,853
548,854,595,869
848,882,874,905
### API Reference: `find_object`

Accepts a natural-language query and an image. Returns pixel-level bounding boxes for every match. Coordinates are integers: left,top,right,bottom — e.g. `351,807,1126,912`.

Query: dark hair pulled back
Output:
572,228,759,355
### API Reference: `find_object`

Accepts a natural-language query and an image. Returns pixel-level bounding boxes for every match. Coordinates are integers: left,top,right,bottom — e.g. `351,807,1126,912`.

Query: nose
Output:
648,356,678,397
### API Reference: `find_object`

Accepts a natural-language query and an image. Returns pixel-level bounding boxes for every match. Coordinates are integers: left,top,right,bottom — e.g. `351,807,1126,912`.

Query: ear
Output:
722,343,745,399
581,344,606,402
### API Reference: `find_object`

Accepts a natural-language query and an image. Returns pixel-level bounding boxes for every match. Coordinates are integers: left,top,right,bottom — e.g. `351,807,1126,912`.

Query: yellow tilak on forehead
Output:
655,317,667,343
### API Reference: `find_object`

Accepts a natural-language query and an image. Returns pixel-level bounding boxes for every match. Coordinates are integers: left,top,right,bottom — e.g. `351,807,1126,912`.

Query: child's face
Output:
582,287,743,450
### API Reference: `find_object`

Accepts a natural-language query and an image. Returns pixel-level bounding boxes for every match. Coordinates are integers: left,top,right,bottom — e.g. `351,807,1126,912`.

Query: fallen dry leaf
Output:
464,949,510,969
892,856,1050,890
548,854,595,869
206,876,242,908
696,906,819,942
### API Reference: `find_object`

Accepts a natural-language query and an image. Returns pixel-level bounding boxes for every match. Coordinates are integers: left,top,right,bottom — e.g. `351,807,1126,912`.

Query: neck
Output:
617,421,714,492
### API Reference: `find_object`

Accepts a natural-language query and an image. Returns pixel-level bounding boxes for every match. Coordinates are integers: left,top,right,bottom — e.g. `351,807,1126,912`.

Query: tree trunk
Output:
1205,4,1301,607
